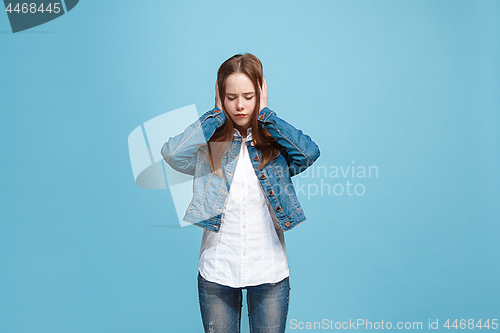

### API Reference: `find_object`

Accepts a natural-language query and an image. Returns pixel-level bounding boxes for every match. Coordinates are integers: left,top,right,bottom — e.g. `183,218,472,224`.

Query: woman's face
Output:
224,73,256,133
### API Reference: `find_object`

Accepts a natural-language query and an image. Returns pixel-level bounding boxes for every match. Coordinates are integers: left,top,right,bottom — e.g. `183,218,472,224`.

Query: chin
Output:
232,119,249,127
237,122,251,128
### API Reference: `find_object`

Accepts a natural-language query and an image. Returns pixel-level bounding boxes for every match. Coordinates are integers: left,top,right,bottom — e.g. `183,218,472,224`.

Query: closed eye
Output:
227,96,254,101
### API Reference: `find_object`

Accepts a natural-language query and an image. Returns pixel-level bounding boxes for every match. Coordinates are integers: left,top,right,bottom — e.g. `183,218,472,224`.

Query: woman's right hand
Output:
260,77,268,111
215,80,222,110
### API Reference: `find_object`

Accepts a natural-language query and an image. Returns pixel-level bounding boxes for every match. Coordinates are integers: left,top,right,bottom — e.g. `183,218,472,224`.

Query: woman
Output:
161,53,320,333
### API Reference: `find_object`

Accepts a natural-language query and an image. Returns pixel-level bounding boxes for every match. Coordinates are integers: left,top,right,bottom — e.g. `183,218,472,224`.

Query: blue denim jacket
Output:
161,107,320,232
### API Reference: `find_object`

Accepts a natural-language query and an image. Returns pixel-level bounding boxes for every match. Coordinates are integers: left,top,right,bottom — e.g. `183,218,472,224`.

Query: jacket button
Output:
285,222,291,227
254,156,259,161
269,190,274,196
214,108,220,113
260,174,266,180
250,141,255,146
259,114,265,120
276,206,281,212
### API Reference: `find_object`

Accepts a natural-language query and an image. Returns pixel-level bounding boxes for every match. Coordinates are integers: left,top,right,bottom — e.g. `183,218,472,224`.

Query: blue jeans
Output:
198,272,290,333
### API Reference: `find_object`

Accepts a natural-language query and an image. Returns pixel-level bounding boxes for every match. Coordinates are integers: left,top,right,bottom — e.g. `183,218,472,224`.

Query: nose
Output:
236,96,244,111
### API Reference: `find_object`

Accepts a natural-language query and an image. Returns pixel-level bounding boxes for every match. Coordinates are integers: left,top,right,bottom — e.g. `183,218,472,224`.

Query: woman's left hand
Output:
260,77,268,110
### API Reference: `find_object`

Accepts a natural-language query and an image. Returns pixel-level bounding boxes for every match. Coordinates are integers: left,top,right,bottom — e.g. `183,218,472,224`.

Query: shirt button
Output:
243,252,246,255
243,238,246,242
242,197,246,201
242,211,246,215
241,183,245,187
242,225,246,229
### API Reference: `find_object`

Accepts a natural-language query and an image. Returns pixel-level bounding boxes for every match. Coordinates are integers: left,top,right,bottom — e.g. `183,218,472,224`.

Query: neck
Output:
235,124,249,139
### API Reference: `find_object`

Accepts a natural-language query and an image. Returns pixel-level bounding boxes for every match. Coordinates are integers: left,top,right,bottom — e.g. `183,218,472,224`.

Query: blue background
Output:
1,1,499,332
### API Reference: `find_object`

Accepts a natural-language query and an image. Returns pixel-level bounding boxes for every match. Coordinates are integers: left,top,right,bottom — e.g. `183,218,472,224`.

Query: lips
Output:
235,113,246,117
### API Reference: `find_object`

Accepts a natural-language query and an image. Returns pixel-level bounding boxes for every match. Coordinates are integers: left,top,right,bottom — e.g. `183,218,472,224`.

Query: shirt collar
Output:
233,127,253,142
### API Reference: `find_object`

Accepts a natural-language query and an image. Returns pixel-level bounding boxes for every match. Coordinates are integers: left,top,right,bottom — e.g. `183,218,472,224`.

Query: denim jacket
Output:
160,107,320,232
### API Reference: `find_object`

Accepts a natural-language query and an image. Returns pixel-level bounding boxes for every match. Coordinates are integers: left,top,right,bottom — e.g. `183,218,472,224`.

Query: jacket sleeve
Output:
160,107,226,175
258,107,320,176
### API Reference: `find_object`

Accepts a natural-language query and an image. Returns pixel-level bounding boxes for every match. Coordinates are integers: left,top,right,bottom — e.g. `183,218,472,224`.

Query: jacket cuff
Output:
257,107,276,123
210,107,226,126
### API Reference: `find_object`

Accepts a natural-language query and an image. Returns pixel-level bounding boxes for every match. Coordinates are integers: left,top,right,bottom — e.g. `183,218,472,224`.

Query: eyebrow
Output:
226,92,255,96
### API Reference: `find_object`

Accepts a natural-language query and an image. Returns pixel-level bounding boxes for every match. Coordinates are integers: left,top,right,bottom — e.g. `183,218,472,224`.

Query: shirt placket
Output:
239,142,249,286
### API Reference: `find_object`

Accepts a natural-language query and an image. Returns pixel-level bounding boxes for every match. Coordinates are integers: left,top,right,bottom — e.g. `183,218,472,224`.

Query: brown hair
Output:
208,53,280,173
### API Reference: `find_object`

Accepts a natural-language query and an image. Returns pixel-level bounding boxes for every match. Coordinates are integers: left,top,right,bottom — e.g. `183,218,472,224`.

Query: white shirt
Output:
198,128,289,288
